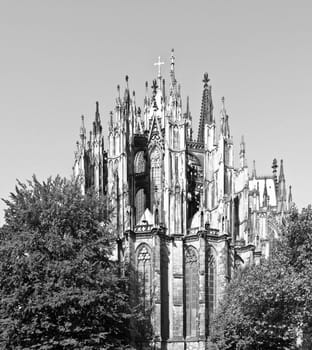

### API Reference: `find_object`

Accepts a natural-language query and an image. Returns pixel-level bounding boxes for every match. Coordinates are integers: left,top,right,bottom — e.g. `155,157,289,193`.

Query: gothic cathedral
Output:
73,50,292,350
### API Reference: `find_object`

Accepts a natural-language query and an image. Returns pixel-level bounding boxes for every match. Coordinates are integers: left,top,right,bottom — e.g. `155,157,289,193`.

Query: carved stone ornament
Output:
185,246,197,264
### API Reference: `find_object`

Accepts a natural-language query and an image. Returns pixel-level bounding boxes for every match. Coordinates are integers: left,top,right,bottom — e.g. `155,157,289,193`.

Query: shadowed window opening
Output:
134,151,146,173
135,188,146,223
208,255,216,321
185,246,198,337
137,245,151,311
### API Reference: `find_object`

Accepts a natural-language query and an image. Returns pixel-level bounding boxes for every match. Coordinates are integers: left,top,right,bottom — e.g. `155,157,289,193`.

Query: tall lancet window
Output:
150,148,161,201
137,244,152,311
185,246,198,337
208,255,217,322
134,151,146,173
135,188,146,223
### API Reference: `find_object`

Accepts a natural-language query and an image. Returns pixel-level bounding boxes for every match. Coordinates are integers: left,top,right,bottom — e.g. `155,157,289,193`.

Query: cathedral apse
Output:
73,50,292,350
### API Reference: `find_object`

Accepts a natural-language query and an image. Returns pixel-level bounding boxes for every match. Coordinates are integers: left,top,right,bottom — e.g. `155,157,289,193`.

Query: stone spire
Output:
95,101,100,121
288,185,293,208
279,159,285,182
109,111,113,130
116,84,121,107
88,130,93,150
183,95,192,120
132,90,136,109
151,79,158,111
252,160,257,178
144,81,149,104
93,101,102,136
272,158,278,193
197,73,213,143
263,179,269,207
186,95,190,116
143,81,149,130
162,78,166,103
136,106,144,134
170,48,176,91
240,135,246,168
79,115,86,146
184,96,192,140
220,96,230,138
277,159,287,212
124,75,130,113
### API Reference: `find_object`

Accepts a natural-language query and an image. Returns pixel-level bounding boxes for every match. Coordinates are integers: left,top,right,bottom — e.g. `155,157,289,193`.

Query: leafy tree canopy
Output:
211,206,312,350
0,176,138,350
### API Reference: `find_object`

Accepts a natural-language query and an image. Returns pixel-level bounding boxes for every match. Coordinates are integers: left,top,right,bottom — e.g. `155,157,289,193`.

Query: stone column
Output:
168,235,184,350
153,232,161,342
199,231,207,340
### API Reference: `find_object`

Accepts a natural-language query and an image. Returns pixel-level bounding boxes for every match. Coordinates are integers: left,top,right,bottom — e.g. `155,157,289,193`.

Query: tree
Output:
281,206,312,348
211,256,299,349
211,207,312,350
0,176,140,349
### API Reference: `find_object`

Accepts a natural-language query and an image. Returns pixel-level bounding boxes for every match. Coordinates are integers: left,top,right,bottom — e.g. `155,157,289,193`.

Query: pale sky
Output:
0,1,311,224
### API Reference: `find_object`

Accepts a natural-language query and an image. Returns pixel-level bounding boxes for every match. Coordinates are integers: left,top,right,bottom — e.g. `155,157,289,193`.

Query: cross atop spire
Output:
154,56,164,78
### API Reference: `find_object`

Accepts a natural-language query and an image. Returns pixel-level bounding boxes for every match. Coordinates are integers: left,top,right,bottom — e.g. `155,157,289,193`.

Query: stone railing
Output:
187,227,219,236
134,224,153,233
187,141,204,150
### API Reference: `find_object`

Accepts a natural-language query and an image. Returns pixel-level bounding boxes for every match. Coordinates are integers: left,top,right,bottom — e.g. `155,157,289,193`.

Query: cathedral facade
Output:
73,50,292,350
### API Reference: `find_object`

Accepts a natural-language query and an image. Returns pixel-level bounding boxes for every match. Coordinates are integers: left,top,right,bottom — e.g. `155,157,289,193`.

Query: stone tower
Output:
73,50,291,350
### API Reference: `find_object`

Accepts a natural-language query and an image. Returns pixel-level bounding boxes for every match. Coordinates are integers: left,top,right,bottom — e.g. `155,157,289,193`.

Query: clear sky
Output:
0,1,311,224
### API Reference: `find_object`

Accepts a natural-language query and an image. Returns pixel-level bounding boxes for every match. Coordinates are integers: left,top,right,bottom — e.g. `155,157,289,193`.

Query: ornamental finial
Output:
125,75,129,89
170,48,175,70
151,79,158,95
203,72,210,87
221,96,226,111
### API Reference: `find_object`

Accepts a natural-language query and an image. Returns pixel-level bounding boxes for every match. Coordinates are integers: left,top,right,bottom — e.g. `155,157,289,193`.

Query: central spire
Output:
197,73,213,143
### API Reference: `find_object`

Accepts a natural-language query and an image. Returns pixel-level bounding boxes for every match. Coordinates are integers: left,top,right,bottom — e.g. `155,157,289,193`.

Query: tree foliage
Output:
211,207,312,350
0,176,140,349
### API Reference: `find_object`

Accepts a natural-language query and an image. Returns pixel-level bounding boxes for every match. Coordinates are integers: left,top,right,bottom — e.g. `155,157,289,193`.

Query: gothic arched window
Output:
208,255,217,321
185,246,198,337
137,244,152,311
135,188,146,223
150,148,161,197
134,151,146,173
